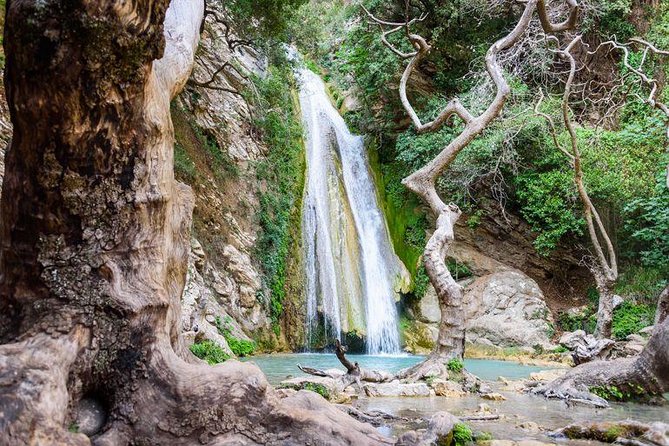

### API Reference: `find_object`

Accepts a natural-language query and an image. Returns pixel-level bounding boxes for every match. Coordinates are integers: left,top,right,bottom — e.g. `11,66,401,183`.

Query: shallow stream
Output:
244,354,669,444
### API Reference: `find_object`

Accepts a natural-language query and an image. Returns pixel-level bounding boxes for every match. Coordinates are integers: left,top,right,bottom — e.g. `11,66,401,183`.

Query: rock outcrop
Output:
464,271,555,349
417,270,555,350
172,7,280,348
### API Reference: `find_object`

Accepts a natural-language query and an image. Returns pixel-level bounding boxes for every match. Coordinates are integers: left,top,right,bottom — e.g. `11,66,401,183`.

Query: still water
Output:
242,353,546,385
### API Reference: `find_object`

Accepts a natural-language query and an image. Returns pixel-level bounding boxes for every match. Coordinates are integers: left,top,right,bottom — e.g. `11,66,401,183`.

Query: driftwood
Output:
299,340,394,391
558,330,614,365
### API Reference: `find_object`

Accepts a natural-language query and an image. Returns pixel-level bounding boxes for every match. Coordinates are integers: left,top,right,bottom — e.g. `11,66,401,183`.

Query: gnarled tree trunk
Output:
0,1,392,445
535,309,669,406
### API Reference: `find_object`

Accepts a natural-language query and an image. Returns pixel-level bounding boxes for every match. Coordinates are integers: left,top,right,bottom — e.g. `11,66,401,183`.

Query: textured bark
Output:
0,1,393,445
534,314,669,407
366,0,579,375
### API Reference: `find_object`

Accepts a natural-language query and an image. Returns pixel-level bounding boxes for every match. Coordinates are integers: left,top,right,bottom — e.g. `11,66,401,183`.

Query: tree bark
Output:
0,1,393,445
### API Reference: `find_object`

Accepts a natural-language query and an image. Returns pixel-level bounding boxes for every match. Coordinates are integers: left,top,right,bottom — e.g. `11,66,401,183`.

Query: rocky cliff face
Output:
173,14,277,350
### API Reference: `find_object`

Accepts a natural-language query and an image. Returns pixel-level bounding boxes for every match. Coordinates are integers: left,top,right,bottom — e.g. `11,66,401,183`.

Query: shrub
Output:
453,423,473,446
447,358,464,373
611,301,655,340
556,306,596,334
216,316,256,357
303,382,330,399
189,340,230,365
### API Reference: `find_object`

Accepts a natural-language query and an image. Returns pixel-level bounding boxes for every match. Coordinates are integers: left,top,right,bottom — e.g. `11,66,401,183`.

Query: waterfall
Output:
298,68,406,354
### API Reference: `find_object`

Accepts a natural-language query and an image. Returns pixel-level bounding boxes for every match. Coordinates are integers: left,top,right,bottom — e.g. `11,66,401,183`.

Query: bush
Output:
304,382,330,399
556,306,596,334
216,316,256,357
189,340,230,365
611,301,655,340
453,423,473,446
447,358,464,373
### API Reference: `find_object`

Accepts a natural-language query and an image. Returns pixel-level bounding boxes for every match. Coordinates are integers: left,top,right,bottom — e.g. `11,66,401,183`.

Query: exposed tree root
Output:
534,317,669,408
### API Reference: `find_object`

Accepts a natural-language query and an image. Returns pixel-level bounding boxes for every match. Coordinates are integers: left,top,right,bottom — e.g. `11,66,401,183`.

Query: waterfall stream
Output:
298,68,407,354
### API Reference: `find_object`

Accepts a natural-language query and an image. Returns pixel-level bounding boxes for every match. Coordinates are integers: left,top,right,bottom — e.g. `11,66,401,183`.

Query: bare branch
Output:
537,0,579,33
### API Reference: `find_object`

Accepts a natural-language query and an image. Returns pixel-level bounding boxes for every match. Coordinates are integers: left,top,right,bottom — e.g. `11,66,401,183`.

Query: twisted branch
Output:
588,37,669,187
535,35,619,337
363,0,579,367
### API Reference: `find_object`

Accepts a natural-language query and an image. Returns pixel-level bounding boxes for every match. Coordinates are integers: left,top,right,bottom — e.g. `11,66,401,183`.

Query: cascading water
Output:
298,68,407,354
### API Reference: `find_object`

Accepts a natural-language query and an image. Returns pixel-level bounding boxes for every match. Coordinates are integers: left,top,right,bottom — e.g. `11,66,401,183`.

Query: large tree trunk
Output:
0,1,392,445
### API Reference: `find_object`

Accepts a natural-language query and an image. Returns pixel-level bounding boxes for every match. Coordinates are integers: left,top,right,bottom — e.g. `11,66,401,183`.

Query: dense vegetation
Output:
253,61,306,335
287,0,668,338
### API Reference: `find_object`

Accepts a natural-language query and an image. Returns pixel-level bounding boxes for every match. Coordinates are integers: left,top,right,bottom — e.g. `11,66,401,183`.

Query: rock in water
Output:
559,330,614,364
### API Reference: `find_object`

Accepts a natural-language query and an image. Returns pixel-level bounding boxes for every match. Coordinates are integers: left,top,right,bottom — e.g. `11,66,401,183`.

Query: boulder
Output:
463,271,555,349
430,379,466,398
279,376,340,401
363,380,432,397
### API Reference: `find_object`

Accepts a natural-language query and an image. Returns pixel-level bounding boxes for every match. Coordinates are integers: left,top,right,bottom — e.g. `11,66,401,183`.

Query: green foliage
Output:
446,259,472,281
413,264,430,300
174,140,197,182
68,423,79,433
557,307,597,334
589,383,650,403
452,423,473,446
466,210,483,230
611,301,655,340
189,340,230,365
216,316,256,357
514,169,584,255
590,385,624,401
446,358,464,373
303,382,330,399
215,0,307,43
616,266,668,303
253,64,305,330
623,160,669,271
